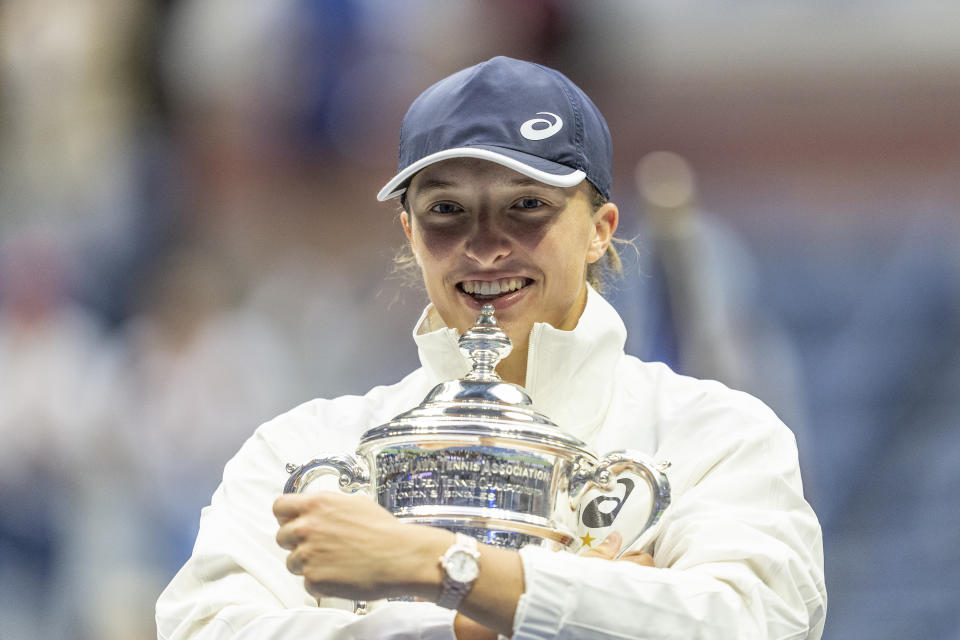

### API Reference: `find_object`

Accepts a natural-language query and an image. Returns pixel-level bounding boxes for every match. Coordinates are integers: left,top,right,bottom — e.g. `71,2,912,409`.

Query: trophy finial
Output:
459,304,512,381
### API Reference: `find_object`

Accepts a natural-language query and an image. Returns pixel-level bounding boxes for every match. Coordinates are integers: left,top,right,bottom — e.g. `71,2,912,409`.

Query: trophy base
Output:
397,510,579,552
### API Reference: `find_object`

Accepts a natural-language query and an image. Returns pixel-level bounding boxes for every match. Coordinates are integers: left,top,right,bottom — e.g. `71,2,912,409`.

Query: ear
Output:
400,210,413,242
586,202,619,264
400,210,423,268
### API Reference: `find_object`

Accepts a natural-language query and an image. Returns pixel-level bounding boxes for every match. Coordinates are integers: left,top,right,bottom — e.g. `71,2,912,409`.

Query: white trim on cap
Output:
376,147,586,201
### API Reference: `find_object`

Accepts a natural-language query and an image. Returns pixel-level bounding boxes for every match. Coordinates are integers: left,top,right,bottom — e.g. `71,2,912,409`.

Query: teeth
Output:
461,278,528,295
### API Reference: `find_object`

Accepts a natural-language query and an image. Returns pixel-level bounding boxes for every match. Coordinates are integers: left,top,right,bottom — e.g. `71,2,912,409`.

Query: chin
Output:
498,319,534,345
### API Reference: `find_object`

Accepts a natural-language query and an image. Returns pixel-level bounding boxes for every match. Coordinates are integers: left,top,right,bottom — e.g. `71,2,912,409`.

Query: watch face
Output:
446,550,479,583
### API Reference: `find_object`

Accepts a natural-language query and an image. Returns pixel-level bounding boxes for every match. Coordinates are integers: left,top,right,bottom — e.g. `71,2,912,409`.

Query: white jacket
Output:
157,287,827,639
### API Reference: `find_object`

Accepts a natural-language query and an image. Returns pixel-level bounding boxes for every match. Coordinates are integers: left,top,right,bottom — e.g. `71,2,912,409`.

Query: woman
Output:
158,56,826,640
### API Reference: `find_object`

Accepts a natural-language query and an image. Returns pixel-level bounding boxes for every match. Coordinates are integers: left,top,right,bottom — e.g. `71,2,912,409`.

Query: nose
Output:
464,211,511,265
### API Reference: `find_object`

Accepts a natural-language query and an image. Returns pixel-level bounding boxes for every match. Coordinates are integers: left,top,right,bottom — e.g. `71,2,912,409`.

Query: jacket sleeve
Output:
155,406,457,640
510,398,827,640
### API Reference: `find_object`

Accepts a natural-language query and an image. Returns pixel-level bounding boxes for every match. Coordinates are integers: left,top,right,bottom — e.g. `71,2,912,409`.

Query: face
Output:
400,159,618,353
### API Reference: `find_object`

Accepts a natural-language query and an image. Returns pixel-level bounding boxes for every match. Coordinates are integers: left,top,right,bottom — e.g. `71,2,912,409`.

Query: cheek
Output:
543,230,593,279
412,227,460,274
505,218,552,251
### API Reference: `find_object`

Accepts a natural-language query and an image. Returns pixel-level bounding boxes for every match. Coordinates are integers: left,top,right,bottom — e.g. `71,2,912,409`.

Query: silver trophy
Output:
285,305,670,610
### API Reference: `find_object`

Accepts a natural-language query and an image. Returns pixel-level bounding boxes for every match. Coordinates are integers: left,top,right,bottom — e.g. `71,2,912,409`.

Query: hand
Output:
579,530,655,567
274,491,451,601
454,613,499,640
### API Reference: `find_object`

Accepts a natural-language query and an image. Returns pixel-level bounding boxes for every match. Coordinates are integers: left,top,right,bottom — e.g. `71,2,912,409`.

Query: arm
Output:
273,413,825,639
508,421,827,639
156,417,458,640
274,490,521,636
273,496,651,639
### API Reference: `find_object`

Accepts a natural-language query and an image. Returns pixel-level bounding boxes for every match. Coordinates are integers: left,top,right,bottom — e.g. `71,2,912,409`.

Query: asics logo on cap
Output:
520,112,563,141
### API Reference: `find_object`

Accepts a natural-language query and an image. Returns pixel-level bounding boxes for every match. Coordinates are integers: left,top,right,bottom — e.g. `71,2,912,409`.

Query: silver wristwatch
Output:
437,533,481,609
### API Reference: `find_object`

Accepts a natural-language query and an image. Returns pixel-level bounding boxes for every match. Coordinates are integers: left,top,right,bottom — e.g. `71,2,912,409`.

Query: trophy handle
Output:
283,454,371,495
282,454,372,616
574,449,671,559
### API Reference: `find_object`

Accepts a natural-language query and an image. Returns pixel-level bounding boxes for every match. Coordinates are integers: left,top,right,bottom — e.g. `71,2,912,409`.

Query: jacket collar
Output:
411,285,627,442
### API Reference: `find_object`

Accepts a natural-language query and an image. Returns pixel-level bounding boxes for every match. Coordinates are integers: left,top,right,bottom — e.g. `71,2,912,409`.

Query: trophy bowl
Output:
284,305,671,557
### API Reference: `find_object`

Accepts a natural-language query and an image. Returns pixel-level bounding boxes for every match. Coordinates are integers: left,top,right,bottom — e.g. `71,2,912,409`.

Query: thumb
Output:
598,530,622,553
581,530,622,560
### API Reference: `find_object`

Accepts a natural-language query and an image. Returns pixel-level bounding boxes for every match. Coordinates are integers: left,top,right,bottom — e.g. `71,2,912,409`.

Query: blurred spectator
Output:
37,246,303,639
158,0,431,399
0,228,117,639
0,0,168,326
115,246,301,568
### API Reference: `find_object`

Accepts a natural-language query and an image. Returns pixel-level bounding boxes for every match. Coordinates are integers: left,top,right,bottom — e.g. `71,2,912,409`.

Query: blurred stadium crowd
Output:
0,1,958,638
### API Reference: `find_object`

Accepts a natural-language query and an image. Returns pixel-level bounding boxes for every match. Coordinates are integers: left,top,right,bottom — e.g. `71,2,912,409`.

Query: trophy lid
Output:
360,305,592,456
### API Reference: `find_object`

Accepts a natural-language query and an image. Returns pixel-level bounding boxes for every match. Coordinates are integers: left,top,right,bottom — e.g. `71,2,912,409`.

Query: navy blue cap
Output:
377,56,612,202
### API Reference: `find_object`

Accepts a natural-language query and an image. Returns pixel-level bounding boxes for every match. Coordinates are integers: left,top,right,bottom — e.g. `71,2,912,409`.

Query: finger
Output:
273,494,306,522
580,530,622,560
276,521,304,550
304,579,325,599
286,549,304,576
618,550,655,567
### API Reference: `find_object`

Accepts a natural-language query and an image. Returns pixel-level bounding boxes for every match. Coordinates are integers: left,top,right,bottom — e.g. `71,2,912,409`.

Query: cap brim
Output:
376,145,586,201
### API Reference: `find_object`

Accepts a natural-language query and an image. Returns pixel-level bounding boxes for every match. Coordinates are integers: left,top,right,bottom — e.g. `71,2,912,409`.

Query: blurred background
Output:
0,1,957,638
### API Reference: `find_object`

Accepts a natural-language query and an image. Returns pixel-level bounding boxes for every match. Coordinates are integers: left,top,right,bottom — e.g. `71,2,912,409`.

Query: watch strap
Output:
437,533,480,609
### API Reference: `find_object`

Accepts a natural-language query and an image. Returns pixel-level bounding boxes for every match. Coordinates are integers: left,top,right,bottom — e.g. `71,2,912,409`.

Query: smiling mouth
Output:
457,277,532,301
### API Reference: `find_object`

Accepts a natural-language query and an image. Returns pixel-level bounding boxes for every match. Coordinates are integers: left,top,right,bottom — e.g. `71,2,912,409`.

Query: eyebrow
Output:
412,178,456,194
506,177,545,188
412,175,547,195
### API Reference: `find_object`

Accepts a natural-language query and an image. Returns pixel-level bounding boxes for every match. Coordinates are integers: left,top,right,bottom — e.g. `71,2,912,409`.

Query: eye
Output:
429,202,462,215
515,197,546,210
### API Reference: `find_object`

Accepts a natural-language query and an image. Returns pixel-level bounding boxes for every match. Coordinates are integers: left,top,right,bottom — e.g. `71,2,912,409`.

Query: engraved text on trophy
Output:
376,447,556,516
